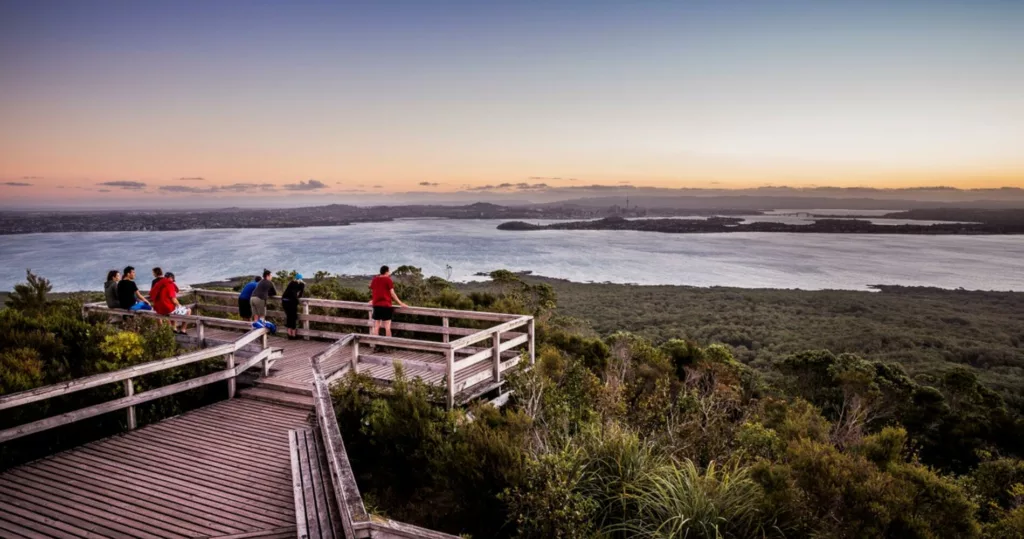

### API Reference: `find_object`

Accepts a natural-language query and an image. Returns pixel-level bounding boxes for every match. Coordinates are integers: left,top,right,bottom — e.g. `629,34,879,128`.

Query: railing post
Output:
528,318,536,365
197,319,205,346
351,338,360,372
261,332,270,377
302,301,310,340
124,378,136,430
492,332,501,383
446,348,455,409
227,352,236,398
442,316,449,344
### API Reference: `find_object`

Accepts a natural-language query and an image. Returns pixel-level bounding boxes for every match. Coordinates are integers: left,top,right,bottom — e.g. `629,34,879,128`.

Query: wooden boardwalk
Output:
0,294,530,538
0,398,309,538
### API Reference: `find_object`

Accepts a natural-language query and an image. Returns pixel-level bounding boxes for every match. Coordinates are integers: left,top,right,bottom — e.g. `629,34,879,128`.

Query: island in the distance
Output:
497,214,1024,234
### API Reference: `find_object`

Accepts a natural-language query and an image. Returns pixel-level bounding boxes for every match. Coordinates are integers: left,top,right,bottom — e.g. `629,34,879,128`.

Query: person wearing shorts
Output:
368,265,407,337
238,276,261,321
151,272,191,334
251,269,277,324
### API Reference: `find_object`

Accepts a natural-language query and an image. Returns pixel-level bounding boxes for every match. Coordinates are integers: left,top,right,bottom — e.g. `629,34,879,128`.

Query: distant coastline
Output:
497,211,1024,235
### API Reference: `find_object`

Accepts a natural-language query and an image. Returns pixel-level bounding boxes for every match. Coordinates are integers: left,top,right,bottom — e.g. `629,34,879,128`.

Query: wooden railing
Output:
191,288,536,406
0,327,277,444
310,341,459,539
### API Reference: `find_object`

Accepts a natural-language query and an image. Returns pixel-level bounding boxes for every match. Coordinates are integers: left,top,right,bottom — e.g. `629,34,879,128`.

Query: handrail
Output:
192,287,522,322
310,337,459,539
0,327,271,444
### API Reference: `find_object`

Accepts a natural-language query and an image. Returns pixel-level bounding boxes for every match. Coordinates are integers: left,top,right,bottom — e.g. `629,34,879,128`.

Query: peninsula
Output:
497,214,1024,234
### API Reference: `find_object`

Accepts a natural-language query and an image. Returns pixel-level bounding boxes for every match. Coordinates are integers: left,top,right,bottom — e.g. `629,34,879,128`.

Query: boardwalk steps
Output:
290,429,344,539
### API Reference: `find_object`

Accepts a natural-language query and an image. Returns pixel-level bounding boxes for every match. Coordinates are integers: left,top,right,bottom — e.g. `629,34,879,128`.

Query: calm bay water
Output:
1,219,1022,292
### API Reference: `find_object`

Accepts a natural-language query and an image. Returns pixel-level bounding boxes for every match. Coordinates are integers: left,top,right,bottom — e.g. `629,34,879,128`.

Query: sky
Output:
1,0,1022,207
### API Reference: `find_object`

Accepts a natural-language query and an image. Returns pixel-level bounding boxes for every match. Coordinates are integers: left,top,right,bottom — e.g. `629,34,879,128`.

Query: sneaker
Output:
252,320,265,329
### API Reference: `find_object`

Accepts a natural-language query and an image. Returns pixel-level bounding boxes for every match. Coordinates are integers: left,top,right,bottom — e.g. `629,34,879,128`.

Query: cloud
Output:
3,181,31,186
21,176,43,180
372,185,383,189
336,182,343,185
97,189,111,192
176,177,206,181
221,183,276,192
516,182,548,190
159,185,219,193
99,180,146,190
528,176,563,181
418,182,440,187
283,179,327,191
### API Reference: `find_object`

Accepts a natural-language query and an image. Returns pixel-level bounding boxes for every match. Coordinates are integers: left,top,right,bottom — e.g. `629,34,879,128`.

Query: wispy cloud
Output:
176,176,206,181
418,181,440,187
221,183,276,192
283,179,327,191
98,180,146,190
3,181,32,186
97,189,111,192
159,185,219,193
21,176,43,180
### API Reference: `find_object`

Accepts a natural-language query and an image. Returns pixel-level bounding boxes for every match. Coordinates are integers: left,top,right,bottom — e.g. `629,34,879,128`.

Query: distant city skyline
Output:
1,0,1022,206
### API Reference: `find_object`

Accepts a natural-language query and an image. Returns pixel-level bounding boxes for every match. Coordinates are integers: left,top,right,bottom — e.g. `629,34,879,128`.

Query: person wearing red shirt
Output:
368,265,407,337
151,272,192,334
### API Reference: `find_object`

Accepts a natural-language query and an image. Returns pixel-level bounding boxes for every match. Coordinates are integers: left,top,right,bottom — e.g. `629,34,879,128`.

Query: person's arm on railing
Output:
135,288,151,306
391,288,408,308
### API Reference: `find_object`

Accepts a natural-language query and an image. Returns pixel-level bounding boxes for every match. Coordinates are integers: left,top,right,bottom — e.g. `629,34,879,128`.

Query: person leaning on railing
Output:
250,269,277,325
281,274,306,340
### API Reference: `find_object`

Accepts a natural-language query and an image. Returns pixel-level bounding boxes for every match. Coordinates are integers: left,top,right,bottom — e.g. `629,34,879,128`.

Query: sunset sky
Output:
1,0,1022,207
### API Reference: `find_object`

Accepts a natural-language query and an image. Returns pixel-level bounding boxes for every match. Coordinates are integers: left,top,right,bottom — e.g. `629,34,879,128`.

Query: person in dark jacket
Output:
117,266,151,310
237,276,261,321
281,274,306,339
104,269,121,308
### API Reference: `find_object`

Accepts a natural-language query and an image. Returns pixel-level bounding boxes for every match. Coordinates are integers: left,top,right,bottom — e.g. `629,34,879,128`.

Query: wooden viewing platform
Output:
0,289,534,538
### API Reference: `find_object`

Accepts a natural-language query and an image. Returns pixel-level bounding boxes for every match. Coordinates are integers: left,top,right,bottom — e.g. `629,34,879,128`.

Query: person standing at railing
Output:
251,269,277,326
238,275,261,321
369,265,407,338
281,274,305,340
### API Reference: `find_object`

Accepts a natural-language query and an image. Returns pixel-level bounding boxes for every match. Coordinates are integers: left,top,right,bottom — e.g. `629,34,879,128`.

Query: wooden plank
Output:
124,378,136,429
453,348,492,374
306,430,335,539
446,348,455,409
492,333,501,384
0,343,233,411
356,334,451,353
449,316,531,349
232,327,269,351
0,368,235,443
499,334,529,353
311,364,367,538
358,353,446,374
290,430,311,539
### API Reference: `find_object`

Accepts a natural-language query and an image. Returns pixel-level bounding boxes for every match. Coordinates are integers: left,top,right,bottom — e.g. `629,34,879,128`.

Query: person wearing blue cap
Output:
281,273,306,339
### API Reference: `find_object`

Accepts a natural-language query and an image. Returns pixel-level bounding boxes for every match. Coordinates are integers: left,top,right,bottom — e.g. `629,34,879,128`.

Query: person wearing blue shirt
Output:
238,276,261,321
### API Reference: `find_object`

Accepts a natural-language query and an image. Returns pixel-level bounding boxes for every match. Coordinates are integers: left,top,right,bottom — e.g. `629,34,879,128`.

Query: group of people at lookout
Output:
103,265,408,340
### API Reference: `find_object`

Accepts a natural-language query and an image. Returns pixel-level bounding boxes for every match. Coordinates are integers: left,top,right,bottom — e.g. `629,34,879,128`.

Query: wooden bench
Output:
290,429,344,539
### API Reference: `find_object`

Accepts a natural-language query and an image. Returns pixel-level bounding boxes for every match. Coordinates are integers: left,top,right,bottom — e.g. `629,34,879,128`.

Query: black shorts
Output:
372,306,394,321
238,298,252,319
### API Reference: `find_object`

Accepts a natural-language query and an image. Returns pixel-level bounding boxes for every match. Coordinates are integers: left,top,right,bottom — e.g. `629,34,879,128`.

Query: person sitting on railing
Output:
117,266,151,311
152,272,192,334
238,275,261,322
104,269,121,308
281,274,305,340
251,269,277,325
369,265,408,338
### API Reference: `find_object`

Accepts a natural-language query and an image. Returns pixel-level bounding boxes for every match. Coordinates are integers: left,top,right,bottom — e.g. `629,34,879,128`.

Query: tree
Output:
5,270,51,313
